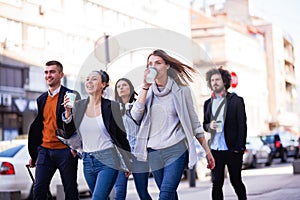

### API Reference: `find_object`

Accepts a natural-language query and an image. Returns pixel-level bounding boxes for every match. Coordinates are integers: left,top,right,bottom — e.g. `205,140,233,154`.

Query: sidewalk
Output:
126,175,212,200
126,163,300,200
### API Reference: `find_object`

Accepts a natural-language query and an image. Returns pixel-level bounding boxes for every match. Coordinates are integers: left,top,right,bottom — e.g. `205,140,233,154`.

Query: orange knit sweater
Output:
41,94,67,149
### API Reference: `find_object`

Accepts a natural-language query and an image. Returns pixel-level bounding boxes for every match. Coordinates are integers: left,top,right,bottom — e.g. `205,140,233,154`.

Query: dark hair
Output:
99,70,110,89
45,60,63,72
90,70,110,94
205,66,232,90
114,78,137,104
147,49,196,86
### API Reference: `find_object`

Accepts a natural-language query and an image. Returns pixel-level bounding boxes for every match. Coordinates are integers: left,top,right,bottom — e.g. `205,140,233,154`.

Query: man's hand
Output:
29,158,36,168
70,149,77,158
210,120,217,130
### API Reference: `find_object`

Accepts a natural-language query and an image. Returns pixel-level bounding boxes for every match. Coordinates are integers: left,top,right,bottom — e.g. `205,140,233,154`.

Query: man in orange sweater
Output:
28,60,80,200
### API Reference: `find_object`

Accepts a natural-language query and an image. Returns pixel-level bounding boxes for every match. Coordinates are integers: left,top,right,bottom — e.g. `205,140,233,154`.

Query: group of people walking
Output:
28,49,247,200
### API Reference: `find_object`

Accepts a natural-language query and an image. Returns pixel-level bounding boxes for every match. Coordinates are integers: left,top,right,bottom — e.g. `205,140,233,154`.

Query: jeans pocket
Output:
36,146,47,165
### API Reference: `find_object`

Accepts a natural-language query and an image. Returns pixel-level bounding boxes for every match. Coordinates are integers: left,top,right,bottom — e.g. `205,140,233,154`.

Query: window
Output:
45,0,63,11
27,0,43,4
103,9,118,28
85,2,103,27
45,29,63,53
0,145,24,157
0,18,7,44
118,14,131,30
64,0,84,24
26,25,45,49
27,66,47,92
65,34,93,61
1,19,22,51
0,66,23,88
0,0,22,6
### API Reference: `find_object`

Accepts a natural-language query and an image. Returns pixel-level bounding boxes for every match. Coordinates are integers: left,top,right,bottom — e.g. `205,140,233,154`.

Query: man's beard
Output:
213,85,225,93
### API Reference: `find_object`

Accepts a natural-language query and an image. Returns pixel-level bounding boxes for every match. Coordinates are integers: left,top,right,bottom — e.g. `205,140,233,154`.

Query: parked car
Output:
242,136,272,169
260,131,299,163
0,139,90,199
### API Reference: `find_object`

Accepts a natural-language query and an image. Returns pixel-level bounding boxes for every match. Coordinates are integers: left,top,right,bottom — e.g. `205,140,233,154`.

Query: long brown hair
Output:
114,78,137,104
147,49,196,86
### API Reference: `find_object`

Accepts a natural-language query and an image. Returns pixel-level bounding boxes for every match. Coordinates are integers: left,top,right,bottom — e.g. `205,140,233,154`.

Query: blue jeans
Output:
82,148,119,200
115,158,152,200
34,146,79,200
148,140,188,200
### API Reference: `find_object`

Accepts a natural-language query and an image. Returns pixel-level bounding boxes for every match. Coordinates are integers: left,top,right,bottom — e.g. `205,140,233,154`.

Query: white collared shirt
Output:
48,86,61,97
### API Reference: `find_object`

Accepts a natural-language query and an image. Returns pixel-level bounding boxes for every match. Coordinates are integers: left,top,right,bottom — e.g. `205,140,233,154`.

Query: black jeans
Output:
211,150,247,200
34,146,79,200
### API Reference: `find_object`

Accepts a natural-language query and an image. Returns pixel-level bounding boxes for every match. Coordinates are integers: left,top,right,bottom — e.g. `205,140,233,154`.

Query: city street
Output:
1,1,300,200
122,159,300,200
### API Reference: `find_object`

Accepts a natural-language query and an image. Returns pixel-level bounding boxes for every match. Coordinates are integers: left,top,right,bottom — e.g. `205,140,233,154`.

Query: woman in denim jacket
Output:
114,78,152,200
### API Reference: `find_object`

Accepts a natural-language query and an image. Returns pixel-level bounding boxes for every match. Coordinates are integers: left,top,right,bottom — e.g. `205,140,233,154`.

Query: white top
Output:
79,114,114,152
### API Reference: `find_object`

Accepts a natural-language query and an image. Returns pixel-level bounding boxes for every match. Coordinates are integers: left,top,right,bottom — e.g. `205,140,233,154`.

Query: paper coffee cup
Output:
146,67,158,83
216,121,222,132
66,92,76,108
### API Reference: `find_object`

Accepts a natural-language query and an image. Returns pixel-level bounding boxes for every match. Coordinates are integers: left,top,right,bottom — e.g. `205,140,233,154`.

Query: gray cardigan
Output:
131,78,204,169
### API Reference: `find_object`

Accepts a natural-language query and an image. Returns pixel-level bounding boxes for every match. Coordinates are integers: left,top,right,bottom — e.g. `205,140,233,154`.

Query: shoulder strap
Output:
211,99,226,121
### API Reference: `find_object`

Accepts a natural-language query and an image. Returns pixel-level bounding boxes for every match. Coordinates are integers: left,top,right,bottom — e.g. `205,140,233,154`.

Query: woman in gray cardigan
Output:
131,49,215,200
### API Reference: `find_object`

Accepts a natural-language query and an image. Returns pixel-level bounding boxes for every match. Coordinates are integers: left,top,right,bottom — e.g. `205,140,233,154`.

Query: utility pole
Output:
104,34,110,71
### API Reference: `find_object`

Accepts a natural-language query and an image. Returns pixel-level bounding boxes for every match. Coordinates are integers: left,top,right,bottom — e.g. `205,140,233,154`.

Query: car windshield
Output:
0,145,24,157
261,136,274,144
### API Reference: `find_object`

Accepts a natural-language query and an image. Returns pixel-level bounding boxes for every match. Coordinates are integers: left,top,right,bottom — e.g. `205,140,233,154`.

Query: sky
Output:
249,0,300,76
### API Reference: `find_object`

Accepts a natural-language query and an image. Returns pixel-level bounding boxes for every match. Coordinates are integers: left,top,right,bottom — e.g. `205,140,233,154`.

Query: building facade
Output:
1,0,298,140
190,0,298,135
191,10,269,134
0,0,191,140
253,21,298,133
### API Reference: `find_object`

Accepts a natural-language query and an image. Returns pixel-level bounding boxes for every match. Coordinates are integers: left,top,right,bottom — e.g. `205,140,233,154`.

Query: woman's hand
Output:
125,171,132,178
206,152,215,170
143,68,152,90
195,137,215,169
